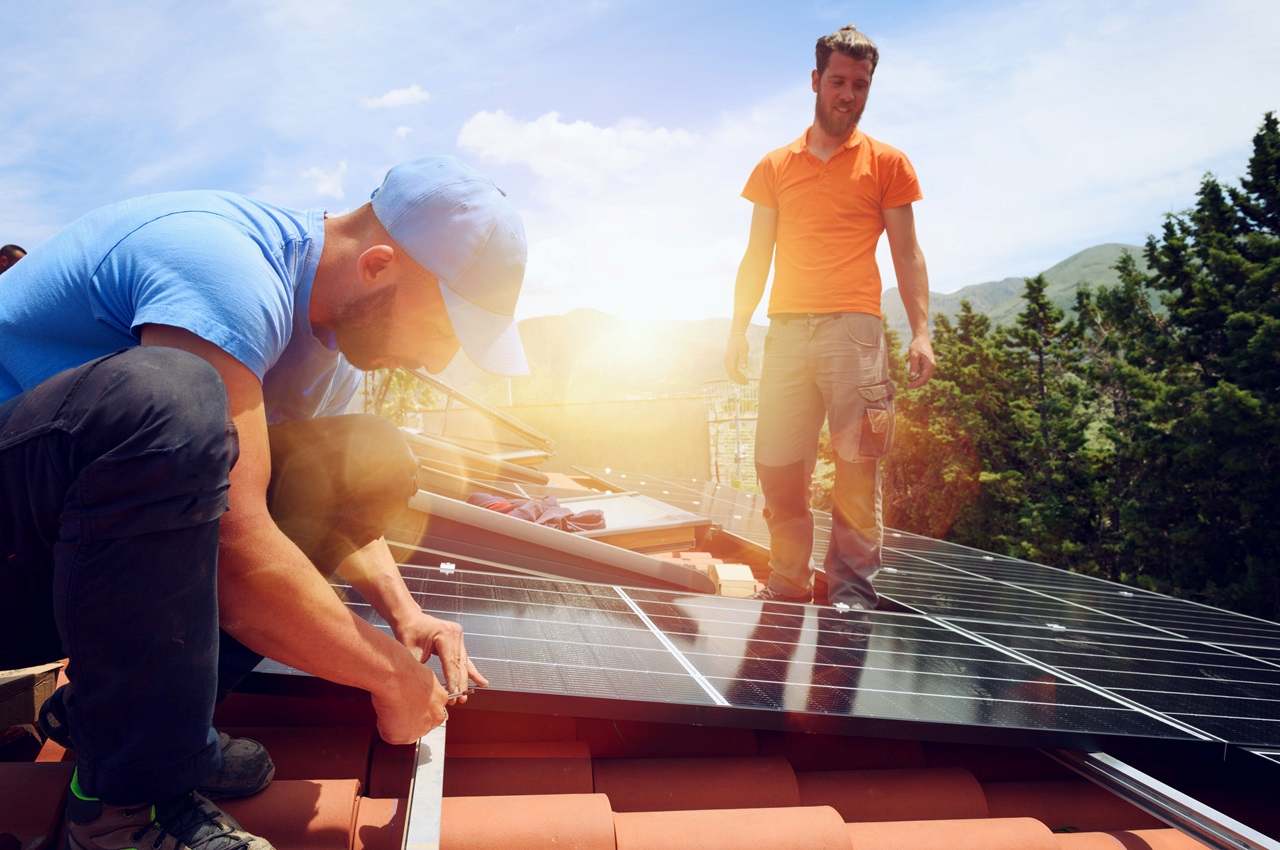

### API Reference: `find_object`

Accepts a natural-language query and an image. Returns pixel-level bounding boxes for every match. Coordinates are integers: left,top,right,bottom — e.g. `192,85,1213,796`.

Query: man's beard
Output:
814,92,861,139
333,284,398,370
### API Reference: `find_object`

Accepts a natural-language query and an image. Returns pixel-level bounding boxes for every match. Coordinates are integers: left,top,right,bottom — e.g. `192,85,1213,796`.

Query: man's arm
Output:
884,204,936,388
724,204,779,384
139,324,447,744
336,536,489,702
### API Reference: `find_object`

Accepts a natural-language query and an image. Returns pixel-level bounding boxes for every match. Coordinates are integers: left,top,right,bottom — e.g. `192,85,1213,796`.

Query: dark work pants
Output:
0,348,417,804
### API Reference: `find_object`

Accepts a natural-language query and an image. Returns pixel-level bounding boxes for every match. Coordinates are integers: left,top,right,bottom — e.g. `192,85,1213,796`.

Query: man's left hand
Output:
907,334,936,389
394,612,490,705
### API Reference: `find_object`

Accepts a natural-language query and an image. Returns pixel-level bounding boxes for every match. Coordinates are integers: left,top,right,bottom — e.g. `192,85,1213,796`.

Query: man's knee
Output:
65,347,236,536
334,414,418,501
757,460,811,520
86,347,234,468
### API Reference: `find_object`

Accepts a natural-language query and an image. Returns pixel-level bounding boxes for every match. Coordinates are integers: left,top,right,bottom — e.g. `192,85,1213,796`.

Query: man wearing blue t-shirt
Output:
0,157,527,850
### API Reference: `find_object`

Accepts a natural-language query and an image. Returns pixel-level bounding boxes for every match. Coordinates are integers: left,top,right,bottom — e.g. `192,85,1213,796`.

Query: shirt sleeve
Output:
741,155,778,208
100,212,293,380
881,148,923,209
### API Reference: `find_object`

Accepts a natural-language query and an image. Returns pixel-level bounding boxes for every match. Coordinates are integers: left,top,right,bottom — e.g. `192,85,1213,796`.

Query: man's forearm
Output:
336,536,420,631
217,514,417,695
894,246,931,338
731,260,769,334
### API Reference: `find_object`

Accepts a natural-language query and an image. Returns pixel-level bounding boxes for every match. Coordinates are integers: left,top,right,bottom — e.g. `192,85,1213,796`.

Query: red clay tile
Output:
614,805,850,850
797,768,988,822
984,780,1163,832
352,797,406,850
440,793,615,850
220,778,359,850
34,737,72,764
593,756,799,812
446,709,577,745
846,816,1058,850
922,743,1069,782
222,726,372,783
1056,829,1213,849
574,717,758,758
366,738,416,799
759,732,925,772
444,742,593,797
0,763,72,850
214,692,375,728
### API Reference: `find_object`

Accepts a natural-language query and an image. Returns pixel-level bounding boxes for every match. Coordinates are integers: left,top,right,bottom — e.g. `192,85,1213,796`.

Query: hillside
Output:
882,243,1148,337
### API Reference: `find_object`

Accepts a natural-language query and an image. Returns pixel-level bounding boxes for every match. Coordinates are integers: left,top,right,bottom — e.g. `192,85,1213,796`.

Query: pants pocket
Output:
857,381,895,458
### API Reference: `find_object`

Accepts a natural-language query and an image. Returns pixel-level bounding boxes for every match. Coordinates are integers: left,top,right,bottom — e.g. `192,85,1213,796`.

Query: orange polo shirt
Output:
742,128,922,317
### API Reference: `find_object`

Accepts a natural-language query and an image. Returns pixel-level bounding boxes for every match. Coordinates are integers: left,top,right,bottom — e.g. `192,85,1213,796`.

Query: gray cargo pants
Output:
755,312,895,607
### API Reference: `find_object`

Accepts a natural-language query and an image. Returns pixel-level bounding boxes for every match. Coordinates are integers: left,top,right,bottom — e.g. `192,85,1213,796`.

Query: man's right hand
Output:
724,332,750,384
370,653,450,744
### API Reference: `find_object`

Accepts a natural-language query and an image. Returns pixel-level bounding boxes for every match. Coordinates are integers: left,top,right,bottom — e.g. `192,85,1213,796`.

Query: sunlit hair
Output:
816,25,879,76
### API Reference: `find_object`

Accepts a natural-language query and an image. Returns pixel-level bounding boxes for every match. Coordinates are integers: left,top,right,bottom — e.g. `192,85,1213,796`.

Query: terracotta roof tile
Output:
846,816,1058,850
573,717,758,758
440,793,615,850
592,755,800,812
221,726,372,783
365,737,415,798
758,731,924,772
220,779,359,850
443,741,593,797
984,780,1163,832
1055,829,1214,849
351,797,406,850
614,805,850,850
0,763,72,850
796,768,989,822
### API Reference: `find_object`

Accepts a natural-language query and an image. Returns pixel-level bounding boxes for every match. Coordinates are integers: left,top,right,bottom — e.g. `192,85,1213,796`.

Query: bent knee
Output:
89,347,234,471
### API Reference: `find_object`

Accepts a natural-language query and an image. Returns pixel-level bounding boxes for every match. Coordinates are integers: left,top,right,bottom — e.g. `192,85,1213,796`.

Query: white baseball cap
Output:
371,156,529,376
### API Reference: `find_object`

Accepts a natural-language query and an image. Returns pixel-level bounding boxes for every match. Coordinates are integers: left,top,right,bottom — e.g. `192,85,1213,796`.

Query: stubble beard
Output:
334,284,399,370
814,93,861,140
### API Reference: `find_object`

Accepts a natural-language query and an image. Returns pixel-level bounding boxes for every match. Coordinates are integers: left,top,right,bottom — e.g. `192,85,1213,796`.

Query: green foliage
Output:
363,369,439,426
872,112,1280,619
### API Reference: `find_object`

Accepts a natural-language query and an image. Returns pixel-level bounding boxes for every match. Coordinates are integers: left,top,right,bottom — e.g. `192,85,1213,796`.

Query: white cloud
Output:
361,84,431,109
460,0,1280,320
394,125,413,140
300,161,348,199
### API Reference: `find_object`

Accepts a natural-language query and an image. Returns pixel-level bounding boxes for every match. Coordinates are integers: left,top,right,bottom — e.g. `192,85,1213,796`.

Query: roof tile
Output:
444,742,593,797
984,780,1162,832
614,805,850,850
797,768,989,822
0,763,72,850
846,816,1058,850
440,793,615,850
219,779,359,850
221,726,372,783
352,797,406,850
593,756,799,812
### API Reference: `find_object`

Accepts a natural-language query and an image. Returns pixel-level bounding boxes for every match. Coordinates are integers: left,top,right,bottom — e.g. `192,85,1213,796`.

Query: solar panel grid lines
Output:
928,616,1220,744
339,564,1220,745
1252,750,1280,766
583,466,1280,652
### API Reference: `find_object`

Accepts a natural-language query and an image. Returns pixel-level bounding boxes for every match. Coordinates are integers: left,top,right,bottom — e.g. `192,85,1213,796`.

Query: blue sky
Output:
4,1,1279,319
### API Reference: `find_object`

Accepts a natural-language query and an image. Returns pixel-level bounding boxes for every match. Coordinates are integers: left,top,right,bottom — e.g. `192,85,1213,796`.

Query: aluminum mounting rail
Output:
401,721,447,850
1047,749,1279,850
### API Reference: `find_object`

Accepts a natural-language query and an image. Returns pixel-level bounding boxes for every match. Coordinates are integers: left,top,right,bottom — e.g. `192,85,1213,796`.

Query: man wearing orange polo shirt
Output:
724,25,936,609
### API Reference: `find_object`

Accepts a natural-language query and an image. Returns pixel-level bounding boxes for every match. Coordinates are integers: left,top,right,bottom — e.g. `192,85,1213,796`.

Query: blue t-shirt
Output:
0,190,361,424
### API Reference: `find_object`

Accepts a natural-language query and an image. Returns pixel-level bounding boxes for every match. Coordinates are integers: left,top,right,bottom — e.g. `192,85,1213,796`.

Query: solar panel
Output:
1252,749,1280,767
287,564,1222,750
575,467,1280,749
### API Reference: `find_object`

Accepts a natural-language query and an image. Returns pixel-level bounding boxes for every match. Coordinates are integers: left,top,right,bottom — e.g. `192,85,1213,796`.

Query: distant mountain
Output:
882,243,1148,337
444,243,1148,405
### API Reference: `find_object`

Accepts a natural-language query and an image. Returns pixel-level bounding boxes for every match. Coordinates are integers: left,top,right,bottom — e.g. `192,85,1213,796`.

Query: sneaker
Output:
40,690,274,800
750,586,812,604
64,775,274,850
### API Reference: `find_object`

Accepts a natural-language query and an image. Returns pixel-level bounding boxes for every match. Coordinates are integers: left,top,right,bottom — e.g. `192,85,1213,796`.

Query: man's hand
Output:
907,334,936,389
724,332,750,384
370,655,450,744
394,612,489,705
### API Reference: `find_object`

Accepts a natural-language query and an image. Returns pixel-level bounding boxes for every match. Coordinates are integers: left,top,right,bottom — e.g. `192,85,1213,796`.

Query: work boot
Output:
750,586,811,604
64,775,274,850
40,688,274,800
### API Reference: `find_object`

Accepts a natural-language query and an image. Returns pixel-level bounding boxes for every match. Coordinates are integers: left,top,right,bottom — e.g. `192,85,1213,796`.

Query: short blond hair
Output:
816,25,879,76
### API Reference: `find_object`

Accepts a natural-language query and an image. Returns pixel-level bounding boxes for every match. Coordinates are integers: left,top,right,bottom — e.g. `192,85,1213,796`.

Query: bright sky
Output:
4,1,1278,320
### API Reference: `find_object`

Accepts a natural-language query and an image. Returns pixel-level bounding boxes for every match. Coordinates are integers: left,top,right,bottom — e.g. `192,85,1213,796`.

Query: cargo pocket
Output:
857,381,895,458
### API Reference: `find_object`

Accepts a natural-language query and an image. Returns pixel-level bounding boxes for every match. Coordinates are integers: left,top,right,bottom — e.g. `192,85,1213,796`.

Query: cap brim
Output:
439,283,529,376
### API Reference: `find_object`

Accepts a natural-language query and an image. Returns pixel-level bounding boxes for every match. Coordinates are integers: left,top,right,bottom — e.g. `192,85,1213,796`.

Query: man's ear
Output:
356,244,397,288
812,68,820,94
